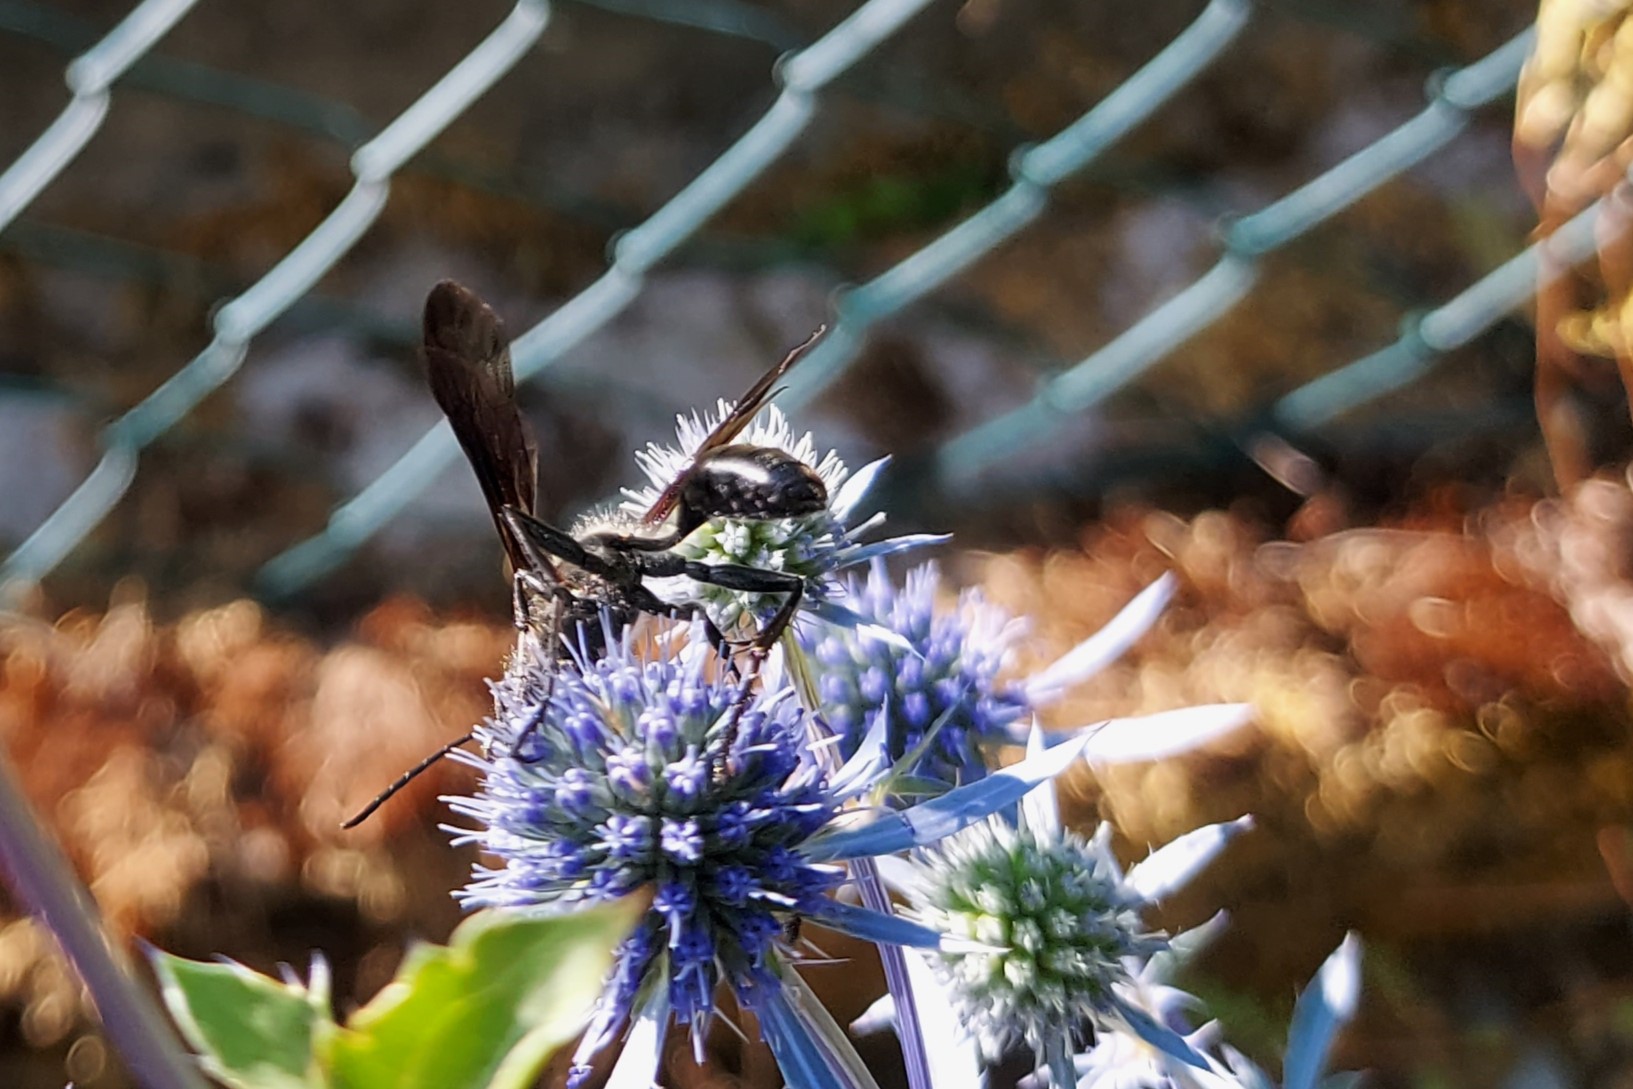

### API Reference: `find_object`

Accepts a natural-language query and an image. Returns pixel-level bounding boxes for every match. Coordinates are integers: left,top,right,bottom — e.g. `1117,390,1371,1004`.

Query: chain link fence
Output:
0,0,1552,602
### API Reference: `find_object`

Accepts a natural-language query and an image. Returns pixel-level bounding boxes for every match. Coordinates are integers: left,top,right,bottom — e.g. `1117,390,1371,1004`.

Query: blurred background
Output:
6,0,1633,1086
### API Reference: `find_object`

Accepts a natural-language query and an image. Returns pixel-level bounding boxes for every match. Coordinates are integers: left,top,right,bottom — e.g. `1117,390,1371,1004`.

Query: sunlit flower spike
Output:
1055,929,1363,1089
445,617,1097,1089
1204,933,1364,1089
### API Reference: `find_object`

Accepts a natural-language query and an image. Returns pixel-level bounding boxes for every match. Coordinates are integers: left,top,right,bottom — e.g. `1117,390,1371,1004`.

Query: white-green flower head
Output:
622,401,942,636
912,819,1165,1064
858,800,1259,1089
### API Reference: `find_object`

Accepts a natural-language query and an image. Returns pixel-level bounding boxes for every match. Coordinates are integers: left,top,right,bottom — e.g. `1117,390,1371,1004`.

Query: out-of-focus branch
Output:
0,747,209,1089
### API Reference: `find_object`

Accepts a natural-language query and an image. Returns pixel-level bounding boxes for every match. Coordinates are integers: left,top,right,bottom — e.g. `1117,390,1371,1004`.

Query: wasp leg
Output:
511,568,574,632
499,564,585,761
502,507,622,579
342,732,474,829
506,681,556,763
625,582,744,682
506,579,580,763
700,613,744,681
581,526,685,553
671,563,806,777
679,562,805,653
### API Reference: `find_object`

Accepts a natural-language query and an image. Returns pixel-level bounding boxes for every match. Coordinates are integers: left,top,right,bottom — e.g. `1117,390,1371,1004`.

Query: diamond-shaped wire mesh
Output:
0,0,1555,602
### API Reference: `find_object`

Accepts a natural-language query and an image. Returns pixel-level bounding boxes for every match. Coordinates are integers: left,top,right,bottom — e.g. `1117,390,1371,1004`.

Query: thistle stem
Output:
784,637,934,1089
0,747,208,1089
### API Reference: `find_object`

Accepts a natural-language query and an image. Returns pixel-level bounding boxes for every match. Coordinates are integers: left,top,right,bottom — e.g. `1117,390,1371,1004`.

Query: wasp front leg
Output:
666,560,806,777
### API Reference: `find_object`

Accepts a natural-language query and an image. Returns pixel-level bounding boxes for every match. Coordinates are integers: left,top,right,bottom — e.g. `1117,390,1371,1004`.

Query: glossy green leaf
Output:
152,951,331,1089
324,900,641,1089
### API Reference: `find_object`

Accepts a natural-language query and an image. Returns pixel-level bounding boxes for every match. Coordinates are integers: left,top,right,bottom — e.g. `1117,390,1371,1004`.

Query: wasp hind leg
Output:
675,563,806,780
507,593,567,763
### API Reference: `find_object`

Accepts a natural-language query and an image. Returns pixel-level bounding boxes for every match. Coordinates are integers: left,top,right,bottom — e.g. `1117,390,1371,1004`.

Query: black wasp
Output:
344,280,828,827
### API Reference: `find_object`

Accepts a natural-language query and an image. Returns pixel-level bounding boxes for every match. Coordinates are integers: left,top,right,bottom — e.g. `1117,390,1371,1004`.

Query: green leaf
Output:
152,950,331,1089
324,900,642,1089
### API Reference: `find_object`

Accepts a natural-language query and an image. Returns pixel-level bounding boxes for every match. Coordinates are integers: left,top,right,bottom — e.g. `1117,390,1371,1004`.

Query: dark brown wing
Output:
641,324,825,526
423,280,547,575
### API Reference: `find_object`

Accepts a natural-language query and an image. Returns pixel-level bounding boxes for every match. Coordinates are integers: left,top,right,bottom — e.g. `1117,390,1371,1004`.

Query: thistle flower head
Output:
803,561,1030,785
444,614,1067,1089
448,620,842,1046
623,403,931,635
910,819,1163,1064
890,739,1256,1089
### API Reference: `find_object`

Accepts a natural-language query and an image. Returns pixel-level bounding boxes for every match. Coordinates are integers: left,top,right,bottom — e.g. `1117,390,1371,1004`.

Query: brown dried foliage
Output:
982,491,1633,977
0,593,508,1058
9,481,1633,1078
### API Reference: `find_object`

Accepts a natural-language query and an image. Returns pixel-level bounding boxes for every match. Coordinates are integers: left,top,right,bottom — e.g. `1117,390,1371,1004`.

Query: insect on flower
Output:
344,280,835,826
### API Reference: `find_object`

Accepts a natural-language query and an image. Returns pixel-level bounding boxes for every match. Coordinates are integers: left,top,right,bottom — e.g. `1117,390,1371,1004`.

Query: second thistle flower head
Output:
911,819,1164,1063
448,620,842,1037
803,560,1030,785
884,751,1256,1089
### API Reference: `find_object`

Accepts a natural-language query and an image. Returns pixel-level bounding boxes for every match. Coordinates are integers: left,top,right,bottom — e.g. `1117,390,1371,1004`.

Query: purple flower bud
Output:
661,818,704,863
663,751,709,800
602,813,652,861
903,690,932,730
638,706,678,748
607,747,651,797
555,768,596,814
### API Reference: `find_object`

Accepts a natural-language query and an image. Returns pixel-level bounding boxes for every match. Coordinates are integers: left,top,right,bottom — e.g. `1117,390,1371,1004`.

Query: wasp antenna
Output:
342,733,474,829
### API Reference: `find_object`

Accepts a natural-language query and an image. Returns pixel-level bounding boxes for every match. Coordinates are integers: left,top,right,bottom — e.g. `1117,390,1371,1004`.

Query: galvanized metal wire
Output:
0,0,553,591
0,0,200,231
1272,195,1603,431
777,0,1253,412
929,28,1536,490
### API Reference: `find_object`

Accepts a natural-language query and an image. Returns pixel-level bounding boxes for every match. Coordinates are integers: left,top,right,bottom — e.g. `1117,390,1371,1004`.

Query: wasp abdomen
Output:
680,445,828,532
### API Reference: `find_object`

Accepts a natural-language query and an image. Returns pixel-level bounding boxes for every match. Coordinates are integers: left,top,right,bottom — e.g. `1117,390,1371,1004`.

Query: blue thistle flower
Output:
446,617,1092,1089
802,562,1028,784
450,622,838,1034
803,561,1251,790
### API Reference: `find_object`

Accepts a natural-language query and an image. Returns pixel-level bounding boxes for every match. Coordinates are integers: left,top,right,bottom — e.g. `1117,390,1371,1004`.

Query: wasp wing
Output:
641,325,825,526
423,280,550,576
